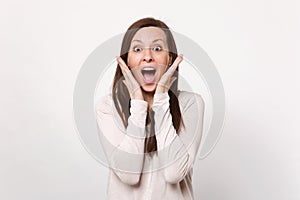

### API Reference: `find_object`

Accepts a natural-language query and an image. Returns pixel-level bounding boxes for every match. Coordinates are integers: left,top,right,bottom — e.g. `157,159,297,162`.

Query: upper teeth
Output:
142,68,156,75
143,68,155,71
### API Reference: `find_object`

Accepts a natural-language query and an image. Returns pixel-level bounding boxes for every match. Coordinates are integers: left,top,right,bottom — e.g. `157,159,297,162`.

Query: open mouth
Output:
141,67,156,83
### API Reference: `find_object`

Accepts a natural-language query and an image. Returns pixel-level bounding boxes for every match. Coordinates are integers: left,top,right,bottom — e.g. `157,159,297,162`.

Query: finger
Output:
116,56,129,74
163,55,183,78
116,56,137,84
116,57,142,86
122,80,128,87
170,54,183,71
170,77,177,86
158,77,177,89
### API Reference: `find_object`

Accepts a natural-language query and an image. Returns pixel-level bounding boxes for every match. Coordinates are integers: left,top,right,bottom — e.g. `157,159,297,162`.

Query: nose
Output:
143,48,153,62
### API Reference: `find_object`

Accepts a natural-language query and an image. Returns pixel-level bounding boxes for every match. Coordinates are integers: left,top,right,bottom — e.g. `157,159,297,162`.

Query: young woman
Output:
96,17,204,200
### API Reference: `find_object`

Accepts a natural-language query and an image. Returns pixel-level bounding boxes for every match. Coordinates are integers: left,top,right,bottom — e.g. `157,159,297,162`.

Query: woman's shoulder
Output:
177,90,205,111
178,90,204,103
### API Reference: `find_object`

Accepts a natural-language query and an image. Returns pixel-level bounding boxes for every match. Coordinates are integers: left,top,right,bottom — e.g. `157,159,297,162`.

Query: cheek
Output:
157,66,167,78
127,54,142,68
130,69,140,79
157,54,171,65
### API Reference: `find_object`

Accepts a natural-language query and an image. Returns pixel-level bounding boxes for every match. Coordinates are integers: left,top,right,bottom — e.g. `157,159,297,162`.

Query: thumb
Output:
170,77,177,86
122,80,128,87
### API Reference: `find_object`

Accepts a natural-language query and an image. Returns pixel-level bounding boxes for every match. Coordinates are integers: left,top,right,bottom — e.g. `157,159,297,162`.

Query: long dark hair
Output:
112,17,182,154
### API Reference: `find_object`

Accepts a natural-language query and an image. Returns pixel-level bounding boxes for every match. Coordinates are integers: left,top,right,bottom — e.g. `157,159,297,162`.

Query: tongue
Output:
143,72,155,83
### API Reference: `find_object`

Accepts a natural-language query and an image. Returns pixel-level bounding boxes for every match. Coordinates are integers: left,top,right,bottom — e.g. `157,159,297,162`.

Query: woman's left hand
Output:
155,54,183,94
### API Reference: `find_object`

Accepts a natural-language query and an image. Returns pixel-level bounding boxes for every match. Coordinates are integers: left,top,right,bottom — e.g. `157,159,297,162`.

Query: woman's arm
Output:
95,95,147,185
152,92,204,184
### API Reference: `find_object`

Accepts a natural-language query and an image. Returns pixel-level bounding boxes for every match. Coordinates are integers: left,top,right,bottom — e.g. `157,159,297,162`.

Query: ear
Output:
168,54,173,66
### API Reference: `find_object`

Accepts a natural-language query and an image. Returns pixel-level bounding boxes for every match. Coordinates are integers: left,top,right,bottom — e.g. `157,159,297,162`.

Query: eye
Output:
133,47,142,52
152,46,162,51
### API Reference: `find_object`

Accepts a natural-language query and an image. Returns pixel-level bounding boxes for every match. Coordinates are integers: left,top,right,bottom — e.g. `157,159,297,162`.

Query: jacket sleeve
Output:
95,95,148,185
152,92,204,184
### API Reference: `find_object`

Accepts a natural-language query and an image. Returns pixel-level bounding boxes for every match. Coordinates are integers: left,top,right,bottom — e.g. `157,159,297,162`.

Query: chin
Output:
141,84,157,93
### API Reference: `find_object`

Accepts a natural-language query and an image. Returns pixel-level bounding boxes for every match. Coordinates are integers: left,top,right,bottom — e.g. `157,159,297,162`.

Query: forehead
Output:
132,27,167,43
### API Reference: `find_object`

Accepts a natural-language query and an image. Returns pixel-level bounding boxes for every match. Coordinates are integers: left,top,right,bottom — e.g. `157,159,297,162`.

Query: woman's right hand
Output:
117,56,144,100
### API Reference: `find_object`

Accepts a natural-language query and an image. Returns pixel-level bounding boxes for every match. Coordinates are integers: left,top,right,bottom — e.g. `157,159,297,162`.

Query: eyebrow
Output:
131,39,166,44
153,39,165,43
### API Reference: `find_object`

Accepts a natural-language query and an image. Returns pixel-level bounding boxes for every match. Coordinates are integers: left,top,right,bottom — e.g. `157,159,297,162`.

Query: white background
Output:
1,0,299,199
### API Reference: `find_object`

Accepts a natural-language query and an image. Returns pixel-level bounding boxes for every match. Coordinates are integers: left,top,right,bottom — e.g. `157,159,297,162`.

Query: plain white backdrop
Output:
1,0,299,199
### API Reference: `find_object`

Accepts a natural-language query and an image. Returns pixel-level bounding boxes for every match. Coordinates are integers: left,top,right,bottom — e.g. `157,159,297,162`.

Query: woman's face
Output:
127,27,171,93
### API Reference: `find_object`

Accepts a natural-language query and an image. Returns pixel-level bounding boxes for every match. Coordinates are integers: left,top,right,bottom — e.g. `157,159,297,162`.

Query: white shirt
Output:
95,91,204,200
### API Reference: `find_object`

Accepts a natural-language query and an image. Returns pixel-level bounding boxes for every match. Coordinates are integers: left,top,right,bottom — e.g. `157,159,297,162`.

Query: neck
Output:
142,91,154,111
